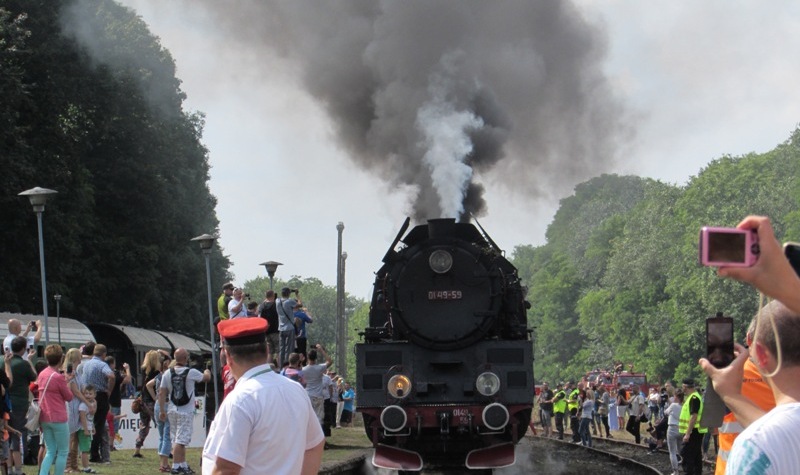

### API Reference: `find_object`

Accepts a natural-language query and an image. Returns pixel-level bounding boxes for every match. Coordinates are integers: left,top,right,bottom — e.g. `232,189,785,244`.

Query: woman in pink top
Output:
38,344,76,475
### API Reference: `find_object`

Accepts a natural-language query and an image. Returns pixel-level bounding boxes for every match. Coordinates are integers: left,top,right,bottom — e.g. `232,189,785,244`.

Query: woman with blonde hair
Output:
133,350,164,458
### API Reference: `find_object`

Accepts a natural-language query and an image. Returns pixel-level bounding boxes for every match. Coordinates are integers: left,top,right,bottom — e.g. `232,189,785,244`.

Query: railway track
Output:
534,433,717,475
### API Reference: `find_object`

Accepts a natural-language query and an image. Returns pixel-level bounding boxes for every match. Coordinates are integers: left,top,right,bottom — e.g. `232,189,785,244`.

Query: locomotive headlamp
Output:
387,374,412,399
476,372,501,396
429,250,453,274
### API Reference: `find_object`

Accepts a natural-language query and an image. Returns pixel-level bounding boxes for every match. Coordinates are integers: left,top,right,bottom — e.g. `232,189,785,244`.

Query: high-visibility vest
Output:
715,360,776,475
553,390,567,414
567,389,579,412
679,391,707,435
217,293,230,320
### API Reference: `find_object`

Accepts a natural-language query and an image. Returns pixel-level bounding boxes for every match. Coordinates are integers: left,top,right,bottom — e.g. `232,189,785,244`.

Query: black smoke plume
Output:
141,0,631,221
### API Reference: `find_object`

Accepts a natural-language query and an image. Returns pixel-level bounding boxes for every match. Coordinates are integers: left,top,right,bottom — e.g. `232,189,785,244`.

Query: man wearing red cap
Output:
203,318,324,475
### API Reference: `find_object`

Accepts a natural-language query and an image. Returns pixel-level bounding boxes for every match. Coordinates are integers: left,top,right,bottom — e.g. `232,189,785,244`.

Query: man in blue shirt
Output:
293,304,313,360
78,344,115,463
340,383,355,427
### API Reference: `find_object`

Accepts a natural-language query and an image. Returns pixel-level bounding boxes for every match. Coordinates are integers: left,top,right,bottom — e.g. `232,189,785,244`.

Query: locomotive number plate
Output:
428,290,463,300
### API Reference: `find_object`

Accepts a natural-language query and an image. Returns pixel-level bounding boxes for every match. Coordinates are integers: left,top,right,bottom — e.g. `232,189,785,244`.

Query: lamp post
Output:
259,261,283,290
191,233,220,414
54,294,62,346
335,222,346,379
19,186,58,347
339,251,347,379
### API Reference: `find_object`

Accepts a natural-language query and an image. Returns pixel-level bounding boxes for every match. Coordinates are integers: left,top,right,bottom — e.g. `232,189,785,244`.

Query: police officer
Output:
552,383,567,440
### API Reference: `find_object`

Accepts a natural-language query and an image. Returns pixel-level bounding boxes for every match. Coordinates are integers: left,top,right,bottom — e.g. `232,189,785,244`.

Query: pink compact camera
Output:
699,227,760,267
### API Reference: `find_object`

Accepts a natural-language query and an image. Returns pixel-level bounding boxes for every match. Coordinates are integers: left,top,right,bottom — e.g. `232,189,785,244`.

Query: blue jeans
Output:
40,421,69,475
579,417,593,447
279,329,296,366
155,403,171,456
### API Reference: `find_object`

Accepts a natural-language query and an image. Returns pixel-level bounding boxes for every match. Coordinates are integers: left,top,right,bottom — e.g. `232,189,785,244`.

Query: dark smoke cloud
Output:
190,0,629,221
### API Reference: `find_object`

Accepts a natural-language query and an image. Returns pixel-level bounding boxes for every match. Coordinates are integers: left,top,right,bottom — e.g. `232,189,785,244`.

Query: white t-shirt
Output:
726,402,800,474
3,334,35,360
228,298,247,319
629,393,644,417
664,402,682,425
202,364,324,475
159,366,205,413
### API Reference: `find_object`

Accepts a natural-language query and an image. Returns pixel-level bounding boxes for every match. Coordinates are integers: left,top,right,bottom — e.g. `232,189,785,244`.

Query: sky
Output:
116,0,800,299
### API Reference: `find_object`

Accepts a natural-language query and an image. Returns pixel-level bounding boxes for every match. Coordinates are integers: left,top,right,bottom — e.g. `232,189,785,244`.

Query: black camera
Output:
244,293,251,299
29,322,37,331
292,288,299,294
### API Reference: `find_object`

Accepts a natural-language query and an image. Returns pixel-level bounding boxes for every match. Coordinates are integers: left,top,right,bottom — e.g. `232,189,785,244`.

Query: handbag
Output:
131,396,143,414
25,372,56,432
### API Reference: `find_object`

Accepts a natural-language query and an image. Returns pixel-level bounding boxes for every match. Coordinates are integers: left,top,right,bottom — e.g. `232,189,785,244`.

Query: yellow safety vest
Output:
217,293,230,320
715,360,776,475
679,392,707,435
553,390,567,414
567,389,579,411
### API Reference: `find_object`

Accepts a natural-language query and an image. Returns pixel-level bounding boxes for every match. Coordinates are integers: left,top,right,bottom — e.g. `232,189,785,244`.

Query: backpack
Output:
259,301,279,334
170,368,193,406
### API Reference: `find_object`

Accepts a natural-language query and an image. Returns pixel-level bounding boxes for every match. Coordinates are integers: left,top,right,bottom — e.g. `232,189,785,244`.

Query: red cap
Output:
218,318,268,345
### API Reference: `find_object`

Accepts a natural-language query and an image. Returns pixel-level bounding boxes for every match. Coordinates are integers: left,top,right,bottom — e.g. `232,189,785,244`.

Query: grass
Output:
44,426,373,475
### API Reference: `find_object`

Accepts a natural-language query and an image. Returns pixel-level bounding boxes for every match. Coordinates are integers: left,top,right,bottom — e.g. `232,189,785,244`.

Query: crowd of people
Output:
0,280,358,475
536,216,800,475
10,214,798,474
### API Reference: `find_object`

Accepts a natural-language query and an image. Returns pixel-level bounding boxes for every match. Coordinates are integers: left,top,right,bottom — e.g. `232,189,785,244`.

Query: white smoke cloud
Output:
417,53,484,219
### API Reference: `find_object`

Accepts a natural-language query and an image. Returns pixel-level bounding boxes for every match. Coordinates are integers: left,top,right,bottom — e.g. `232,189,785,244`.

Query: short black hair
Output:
281,287,291,297
10,336,27,353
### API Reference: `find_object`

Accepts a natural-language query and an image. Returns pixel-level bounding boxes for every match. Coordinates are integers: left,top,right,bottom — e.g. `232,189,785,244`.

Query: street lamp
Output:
259,261,282,290
19,186,58,346
191,233,220,414
54,294,62,346
335,222,346,379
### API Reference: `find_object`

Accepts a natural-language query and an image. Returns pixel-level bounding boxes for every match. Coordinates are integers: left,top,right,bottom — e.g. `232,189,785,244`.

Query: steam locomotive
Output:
356,218,533,471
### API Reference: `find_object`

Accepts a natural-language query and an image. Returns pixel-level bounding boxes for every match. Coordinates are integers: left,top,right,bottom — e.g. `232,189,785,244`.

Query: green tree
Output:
0,0,230,333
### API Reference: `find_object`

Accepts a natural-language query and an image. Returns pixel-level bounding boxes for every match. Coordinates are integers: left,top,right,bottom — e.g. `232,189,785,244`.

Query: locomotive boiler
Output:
356,218,533,471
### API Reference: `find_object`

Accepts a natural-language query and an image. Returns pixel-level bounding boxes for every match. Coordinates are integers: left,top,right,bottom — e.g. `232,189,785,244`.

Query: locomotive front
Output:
356,218,533,471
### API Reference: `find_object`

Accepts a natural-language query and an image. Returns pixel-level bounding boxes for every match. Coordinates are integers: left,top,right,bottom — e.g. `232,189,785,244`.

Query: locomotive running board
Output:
465,443,516,469
373,444,423,471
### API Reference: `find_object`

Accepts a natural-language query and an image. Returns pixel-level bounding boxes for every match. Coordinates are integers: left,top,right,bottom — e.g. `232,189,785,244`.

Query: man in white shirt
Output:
3,319,42,360
203,318,323,475
228,288,247,319
159,348,211,474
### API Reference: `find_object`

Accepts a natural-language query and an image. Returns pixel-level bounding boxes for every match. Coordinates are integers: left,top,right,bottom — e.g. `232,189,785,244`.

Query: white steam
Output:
417,58,484,219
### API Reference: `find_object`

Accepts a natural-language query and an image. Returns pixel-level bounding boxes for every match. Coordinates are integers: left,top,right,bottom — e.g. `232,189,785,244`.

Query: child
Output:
78,385,98,474
1,411,21,475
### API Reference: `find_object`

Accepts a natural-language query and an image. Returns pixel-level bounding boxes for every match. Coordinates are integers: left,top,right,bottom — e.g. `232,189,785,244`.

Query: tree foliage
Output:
512,138,800,385
0,0,230,334
242,276,368,376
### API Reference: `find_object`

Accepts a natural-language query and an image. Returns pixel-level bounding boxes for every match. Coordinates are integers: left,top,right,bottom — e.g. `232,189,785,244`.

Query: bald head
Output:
7,319,21,335
175,348,189,365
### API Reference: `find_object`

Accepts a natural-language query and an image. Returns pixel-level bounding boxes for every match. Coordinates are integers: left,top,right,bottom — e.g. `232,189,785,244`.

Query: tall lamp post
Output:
259,261,282,290
191,233,220,414
54,294,62,346
19,186,57,346
335,222,346,379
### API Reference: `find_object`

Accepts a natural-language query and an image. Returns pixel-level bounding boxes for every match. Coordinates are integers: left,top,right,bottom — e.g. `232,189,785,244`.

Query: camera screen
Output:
708,232,746,263
707,320,734,368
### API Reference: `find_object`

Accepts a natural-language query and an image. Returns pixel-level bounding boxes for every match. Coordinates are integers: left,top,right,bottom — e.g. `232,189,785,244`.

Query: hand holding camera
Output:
699,226,760,267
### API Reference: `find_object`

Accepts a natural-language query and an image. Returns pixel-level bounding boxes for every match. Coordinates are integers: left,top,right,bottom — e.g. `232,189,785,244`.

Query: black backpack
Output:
259,301,280,334
170,367,193,406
